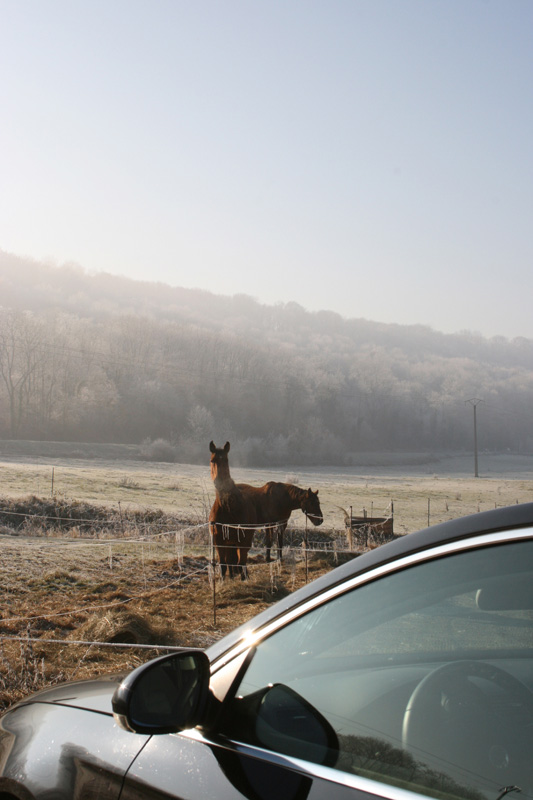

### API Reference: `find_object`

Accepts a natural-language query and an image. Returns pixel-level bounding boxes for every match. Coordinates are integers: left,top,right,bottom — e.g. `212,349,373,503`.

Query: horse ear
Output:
209,441,216,453
224,441,230,453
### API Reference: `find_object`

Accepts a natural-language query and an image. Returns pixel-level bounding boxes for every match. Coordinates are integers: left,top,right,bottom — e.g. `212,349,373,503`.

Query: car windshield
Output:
224,538,533,800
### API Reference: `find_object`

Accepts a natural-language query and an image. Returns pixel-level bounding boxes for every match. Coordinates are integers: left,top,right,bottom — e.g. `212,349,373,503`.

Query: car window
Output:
222,539,533,800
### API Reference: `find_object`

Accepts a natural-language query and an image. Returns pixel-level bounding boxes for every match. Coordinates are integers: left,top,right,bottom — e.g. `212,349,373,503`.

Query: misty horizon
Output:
2,248,530,344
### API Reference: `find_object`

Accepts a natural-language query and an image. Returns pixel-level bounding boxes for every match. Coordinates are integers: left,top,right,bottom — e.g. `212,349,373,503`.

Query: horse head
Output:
209,441,231,483
302,488,323,526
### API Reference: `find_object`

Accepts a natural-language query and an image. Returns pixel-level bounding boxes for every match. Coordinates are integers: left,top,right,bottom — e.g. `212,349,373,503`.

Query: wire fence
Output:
0,490,512,660
0,498,398,657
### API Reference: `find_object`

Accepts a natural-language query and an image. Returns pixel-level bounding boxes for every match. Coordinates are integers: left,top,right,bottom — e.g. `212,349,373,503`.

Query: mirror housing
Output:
112,650,211,735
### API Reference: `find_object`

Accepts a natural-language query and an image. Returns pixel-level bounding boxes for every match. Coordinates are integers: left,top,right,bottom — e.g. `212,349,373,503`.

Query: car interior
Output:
220,538,533,800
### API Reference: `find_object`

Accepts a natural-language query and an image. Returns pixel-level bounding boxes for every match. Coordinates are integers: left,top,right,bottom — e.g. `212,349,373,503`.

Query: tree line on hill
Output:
1,250,532,465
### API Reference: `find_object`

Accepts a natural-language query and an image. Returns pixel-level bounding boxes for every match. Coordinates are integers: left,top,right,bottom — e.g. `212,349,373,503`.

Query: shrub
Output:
140,438,177,463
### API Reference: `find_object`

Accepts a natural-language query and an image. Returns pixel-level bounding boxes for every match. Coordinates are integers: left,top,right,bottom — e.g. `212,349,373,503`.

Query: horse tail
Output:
337,506,351,526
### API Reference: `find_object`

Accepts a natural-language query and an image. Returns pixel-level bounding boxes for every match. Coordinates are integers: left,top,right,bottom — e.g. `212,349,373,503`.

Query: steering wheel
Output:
402,660,533,787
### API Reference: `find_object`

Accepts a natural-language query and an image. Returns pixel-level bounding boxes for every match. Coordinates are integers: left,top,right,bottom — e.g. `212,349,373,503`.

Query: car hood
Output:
16,673,127,715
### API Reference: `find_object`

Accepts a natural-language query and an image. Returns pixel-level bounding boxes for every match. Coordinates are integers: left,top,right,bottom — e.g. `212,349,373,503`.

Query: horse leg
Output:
236,544,247,580
229,552,238,579
226,541,237,579
211,525,225,580
236,555,247,581
223,528,242,580
239,557,249,580
215,538,234,580
219,545,233,580
265,526,272,563
237,529,253,580
277,522,287,561
222,555,236,580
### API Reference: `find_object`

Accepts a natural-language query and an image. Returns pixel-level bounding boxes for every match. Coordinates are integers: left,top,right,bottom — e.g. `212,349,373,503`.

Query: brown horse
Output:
208,441,323,578
209,441,257,579
235,480,323,562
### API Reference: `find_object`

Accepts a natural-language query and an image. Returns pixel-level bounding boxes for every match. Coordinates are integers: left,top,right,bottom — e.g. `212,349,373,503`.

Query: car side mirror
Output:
112,650,211,735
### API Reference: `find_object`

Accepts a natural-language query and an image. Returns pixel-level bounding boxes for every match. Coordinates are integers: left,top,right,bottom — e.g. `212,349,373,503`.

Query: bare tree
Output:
0,310,45,436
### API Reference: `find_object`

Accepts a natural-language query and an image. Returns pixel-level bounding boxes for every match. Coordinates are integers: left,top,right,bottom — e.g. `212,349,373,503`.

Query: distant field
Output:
1,450,532,533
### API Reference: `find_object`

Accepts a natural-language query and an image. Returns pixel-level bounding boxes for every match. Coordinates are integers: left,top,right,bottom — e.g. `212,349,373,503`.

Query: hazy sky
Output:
1,1,532,338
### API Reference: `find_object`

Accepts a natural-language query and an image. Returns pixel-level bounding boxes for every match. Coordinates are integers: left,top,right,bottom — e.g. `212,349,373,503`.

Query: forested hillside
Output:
1,250,532,465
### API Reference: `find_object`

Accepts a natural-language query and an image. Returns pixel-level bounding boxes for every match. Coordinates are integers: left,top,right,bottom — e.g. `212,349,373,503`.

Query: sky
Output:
1,1,532,339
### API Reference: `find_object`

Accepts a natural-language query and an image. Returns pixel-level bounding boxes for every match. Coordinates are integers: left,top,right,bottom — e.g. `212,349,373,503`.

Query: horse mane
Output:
284,484,310,502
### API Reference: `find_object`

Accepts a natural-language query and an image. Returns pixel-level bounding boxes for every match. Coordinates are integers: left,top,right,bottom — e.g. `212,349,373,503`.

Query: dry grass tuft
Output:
72,609,174,646
116,477,142,490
